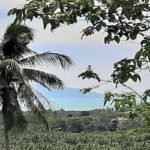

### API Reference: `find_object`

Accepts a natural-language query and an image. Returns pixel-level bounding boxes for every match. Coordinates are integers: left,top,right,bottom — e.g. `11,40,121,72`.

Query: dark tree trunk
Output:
4,127,10,150
1,87,15,150
1,87,27,150
1,87,16,131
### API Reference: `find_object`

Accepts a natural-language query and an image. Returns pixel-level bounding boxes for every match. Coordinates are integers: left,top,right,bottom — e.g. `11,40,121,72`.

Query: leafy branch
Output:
78,65,150,122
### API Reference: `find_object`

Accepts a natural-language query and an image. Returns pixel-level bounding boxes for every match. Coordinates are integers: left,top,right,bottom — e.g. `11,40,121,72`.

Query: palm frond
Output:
0,76,8,88
18,81,49,129
3,23,33,44
14,48,38,60
1,23,34,59
0,59,23,80
1,39,34,59
23,68,64,90
1,87,27,131
19,52,73,69
18,49,38,60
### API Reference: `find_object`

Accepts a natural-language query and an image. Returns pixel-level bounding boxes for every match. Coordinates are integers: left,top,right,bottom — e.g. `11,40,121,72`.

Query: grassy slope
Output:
0,109,150,150
0,125,150,150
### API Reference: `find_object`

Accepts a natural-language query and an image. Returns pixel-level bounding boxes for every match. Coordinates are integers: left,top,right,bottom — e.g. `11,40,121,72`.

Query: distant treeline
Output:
4,108,140,133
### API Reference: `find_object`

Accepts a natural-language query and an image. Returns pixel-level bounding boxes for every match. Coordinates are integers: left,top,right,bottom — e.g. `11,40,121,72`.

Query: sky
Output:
0,0,150,110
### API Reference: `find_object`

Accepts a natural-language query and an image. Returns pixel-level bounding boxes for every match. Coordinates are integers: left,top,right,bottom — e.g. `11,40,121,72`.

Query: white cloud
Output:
0,0,149,95
0,0,25,11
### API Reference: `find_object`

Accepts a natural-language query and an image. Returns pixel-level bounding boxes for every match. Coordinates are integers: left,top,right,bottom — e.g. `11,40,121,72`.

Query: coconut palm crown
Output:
0,23,73,150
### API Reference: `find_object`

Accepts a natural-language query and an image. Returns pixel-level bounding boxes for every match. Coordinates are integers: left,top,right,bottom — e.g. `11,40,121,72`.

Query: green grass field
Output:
0,109,149,150
1,125,150,150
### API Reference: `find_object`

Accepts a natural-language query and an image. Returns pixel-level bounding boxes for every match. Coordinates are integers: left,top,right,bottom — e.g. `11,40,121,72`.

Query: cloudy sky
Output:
1,0,150,98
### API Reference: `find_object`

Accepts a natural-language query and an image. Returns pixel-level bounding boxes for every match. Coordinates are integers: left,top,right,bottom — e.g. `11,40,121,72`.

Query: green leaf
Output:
120,99,126,107
78,66,100,82
95,24,101,32
114,36,120,43
104,92,114,106
80,88,92,94
42,16,49,29
131,74,141,82
115,102,120,110
130,32,137,40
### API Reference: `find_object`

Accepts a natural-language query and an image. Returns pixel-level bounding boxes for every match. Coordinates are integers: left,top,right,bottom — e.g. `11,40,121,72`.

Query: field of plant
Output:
0,109,149,150
0,124,150,150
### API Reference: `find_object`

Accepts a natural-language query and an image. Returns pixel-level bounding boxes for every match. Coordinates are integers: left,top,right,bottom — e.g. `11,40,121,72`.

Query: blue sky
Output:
36,86,104,110
0,0,150,110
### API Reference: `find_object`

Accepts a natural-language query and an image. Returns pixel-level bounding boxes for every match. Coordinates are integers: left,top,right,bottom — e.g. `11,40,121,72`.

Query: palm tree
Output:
0,23,73,150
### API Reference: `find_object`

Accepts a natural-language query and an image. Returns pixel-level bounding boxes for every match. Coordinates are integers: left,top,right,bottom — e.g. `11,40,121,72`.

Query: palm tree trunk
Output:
1,87,27,150
1,87,14,150
4,127,10,150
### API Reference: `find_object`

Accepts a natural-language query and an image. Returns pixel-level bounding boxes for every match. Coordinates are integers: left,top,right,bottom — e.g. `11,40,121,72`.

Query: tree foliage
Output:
9,0,150,86
0,23,73,150
9,0,150,40
8,0,150,126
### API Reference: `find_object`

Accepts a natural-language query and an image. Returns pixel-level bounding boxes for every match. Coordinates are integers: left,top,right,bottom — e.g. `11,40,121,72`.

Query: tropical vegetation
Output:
1,0,150,149
9,0,150,123
0,23,72,150
0,109,150,150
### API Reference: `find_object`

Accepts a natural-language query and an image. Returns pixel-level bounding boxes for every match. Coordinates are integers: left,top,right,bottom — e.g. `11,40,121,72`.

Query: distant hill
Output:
35,86,105,110
39,87,103,98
